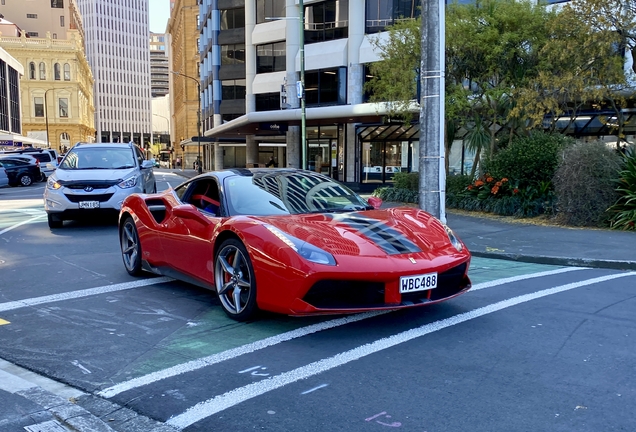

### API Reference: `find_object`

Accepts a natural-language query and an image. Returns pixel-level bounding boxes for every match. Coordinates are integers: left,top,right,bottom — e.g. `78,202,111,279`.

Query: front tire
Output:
120,216,142,276
214,239,258,321
47,213,63,229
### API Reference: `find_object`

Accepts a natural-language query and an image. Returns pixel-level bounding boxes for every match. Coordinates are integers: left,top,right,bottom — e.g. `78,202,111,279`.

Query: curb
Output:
471,251,636,271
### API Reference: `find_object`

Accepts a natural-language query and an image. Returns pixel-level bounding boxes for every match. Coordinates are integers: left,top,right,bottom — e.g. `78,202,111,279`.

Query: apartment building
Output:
150,32,170,97
76,0,152,145
0,0,84,42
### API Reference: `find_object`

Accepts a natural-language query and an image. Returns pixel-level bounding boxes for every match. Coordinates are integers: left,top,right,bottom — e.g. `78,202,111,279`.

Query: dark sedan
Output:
0,157,42,187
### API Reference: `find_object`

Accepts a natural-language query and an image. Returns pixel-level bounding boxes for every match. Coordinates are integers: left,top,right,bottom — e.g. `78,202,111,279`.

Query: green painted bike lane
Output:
118,257,566,380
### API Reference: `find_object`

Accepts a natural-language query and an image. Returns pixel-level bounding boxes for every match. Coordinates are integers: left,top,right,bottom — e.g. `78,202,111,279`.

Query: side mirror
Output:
172,204,210,225
46,163,56,170
141,160,154,169
367,196,383,209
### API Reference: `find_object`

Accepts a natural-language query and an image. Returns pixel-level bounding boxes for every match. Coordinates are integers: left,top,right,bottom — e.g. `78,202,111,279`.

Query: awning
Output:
203,102,419,139
0,134,49,147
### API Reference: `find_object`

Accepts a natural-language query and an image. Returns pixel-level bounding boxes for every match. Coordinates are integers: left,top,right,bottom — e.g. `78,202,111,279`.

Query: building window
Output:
34,97,45,117
220,8,245,30
51,0,64,8
256,42,286,74
304,67,347,106
52,33,57,39
63,63,70,80
27,32,39,37
255,93,281,111
59,98,69,117
39,62,46,80
60,16,65,27
54,63,61,80
29,62,36,79
8,68,21,133
304,0,349,44
365,0,421,34
256,0,285,24
220,44,245,65
27,13,38,18
0,61,8,131
221,79,246,100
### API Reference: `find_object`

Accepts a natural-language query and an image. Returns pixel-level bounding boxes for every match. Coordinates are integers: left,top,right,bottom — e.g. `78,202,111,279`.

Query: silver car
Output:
44,142,156,228
0,162,9,188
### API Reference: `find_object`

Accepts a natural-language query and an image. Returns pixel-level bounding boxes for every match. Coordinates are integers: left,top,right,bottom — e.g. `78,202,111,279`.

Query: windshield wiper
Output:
112,165,135,169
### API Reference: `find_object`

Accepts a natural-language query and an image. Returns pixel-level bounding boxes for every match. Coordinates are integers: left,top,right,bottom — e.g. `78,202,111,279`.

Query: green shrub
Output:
553,140,622,227
609,145,636,230
446,174,473,195
372,186,419,203
485,132,572,189
392,172,420,191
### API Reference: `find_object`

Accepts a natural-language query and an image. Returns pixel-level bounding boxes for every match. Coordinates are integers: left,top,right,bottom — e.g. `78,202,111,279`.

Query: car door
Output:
134,146,153,192
158,179,223,285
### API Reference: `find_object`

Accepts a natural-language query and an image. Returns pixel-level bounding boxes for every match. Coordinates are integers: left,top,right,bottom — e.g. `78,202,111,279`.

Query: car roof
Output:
72,142,136,149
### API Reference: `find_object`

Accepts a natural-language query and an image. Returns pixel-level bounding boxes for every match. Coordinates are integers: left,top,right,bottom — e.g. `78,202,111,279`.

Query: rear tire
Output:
47,213,63,229
120,216,143,276
19,174,33,186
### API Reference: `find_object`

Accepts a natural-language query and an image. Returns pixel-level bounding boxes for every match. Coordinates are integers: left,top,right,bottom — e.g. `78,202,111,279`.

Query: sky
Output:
149,0,171,33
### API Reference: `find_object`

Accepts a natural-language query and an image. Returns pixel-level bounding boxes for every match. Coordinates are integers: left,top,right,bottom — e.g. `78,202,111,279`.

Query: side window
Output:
0,160,14,167
187,180,221,215
134,147,144,165
174,183,189,201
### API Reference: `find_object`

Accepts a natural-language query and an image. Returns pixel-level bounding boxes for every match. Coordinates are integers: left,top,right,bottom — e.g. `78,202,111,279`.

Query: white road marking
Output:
99,267,588,399
0,214,46,235
470,267,586,291
0,277,173,313
166,271,636,429
301,384,328,394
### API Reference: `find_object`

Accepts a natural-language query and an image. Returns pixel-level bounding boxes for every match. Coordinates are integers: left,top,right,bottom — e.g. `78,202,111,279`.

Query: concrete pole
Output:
246,134,258,167
419,0,446,223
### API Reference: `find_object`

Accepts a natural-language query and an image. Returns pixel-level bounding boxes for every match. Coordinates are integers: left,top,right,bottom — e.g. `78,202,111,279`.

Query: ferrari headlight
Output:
266,225,336,266
443,224,463,252
46,177,62,190
118,176,137,189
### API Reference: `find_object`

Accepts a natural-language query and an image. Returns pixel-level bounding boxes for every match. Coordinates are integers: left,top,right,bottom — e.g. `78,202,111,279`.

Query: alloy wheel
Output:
215,240,256,320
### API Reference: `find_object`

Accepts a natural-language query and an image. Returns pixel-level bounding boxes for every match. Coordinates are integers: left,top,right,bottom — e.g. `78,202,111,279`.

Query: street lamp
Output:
170,70,202,174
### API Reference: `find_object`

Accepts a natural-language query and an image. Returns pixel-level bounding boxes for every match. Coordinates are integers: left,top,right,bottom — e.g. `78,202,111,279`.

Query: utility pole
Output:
419,0,446,222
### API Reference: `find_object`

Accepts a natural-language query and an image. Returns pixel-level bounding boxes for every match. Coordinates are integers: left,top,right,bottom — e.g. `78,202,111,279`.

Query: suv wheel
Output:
19,174,33,186
47,213,63,229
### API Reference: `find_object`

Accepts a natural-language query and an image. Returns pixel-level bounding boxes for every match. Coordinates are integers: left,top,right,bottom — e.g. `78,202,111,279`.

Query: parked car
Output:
0,162,9,188
0,157,42,186
0,148,58,180
118,169,472,321
44,142,157,228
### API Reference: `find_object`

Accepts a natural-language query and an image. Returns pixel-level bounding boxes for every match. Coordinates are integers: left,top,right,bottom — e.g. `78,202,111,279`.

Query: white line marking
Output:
301,384,328,394
0,214,46,235
0,277,173,313
470,267,586,291
99,267,588,399
166,271,636,429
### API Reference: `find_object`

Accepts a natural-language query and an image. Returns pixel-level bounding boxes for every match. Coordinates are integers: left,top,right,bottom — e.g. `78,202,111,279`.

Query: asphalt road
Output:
0,171,635,431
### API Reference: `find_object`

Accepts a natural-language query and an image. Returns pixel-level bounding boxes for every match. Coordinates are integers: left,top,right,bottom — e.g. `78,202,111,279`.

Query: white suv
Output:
44,142,156,228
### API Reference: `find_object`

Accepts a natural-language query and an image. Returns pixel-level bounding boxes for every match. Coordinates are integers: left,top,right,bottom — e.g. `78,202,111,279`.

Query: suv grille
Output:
65,193,114,203
62,180,120,189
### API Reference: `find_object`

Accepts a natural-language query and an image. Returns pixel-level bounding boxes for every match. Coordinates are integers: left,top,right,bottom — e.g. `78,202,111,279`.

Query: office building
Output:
76,0,152,145
150,32,170,97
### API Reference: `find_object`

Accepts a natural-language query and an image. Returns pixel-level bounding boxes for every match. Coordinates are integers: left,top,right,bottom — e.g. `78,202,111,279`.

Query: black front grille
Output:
401,263,468,303
303,280,385,309
65,193,114,203
60,179,120,189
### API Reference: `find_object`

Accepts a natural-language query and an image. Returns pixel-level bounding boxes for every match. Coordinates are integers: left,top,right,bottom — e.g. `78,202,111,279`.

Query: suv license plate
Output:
400,272,437,293
79,201,100,209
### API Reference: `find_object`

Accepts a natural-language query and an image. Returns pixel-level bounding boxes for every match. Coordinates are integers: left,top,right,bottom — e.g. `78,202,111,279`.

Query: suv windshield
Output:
60,147,136,170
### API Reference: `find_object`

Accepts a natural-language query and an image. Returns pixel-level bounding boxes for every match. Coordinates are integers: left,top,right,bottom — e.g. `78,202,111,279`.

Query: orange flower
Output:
502,178,508,182
513,188,519,194
467,185,473,190
495,181,502,187
491,185,500,194
474,180,484,187
486,177,493,183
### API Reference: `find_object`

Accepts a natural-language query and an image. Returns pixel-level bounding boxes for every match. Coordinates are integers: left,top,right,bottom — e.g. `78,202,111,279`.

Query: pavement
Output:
2,168,635,432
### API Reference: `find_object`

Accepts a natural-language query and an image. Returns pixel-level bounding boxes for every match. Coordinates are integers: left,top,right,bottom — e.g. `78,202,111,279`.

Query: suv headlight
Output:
265,225,336,266
46,177,62,190
118,176,138,189
443,224,463,252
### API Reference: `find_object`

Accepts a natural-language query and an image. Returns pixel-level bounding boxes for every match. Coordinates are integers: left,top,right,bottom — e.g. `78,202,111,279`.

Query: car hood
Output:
257,207,456,258
54,168,136,183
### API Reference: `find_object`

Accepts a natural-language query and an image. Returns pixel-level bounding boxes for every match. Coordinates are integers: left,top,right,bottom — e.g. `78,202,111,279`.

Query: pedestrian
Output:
266,155,276,168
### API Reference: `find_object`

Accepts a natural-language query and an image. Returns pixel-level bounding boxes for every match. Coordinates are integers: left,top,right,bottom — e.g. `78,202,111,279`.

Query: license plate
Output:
400,272,438,293
79,201,100,209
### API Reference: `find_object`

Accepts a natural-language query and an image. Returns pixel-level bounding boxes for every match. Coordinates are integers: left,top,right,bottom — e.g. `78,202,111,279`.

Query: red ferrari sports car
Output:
119,168,471,321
